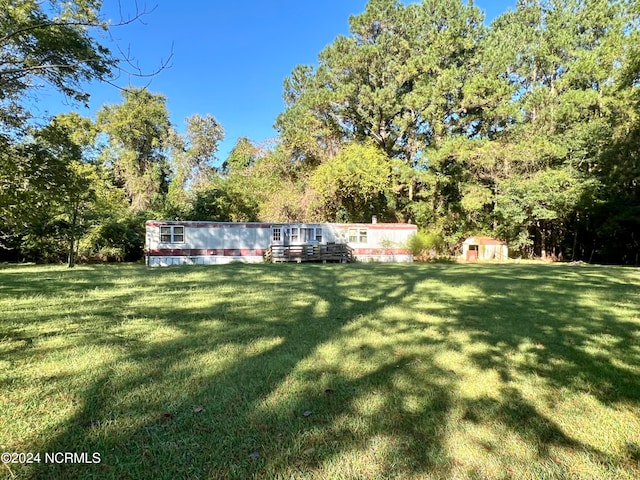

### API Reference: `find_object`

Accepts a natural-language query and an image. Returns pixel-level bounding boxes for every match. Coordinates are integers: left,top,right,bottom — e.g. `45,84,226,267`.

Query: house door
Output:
271,226,289,246
466,244,479,261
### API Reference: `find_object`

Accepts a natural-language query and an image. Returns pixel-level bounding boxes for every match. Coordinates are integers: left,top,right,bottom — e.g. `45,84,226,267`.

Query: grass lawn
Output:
0,262,639,479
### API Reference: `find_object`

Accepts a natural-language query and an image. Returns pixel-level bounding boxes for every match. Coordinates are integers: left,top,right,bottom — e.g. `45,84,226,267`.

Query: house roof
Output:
462,236,507,246
146,220,416,231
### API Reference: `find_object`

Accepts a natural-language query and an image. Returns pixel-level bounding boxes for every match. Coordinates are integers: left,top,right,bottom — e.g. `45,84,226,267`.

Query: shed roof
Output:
462,236,507,246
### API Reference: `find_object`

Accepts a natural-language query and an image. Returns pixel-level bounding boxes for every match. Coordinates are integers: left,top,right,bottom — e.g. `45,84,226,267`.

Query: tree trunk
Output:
67,237,75,268
67,201,78,268
537,221,547,259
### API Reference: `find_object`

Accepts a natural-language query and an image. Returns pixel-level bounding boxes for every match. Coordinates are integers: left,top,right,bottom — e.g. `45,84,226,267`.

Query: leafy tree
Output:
276,0,485,223
0,0,168,133
223,137,259,175
0,0,113,131
0,129,73,256
0,112,98,263
79,211,146,262
419,0,638,260
277,0,484,166
0,0,168,263
310,142,394,222
187,176,259,222
97,88,172,212
495,167,597,257
34,113,99,266
246,146,319,222
166,114,225,217
181,113,225,186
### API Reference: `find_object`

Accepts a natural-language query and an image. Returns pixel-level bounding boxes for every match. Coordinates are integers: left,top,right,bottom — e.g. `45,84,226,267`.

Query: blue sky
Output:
35,1,515,161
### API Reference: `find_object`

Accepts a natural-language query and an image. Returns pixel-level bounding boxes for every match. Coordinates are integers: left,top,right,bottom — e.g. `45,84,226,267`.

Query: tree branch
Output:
0,1,172,104
0,3,155,47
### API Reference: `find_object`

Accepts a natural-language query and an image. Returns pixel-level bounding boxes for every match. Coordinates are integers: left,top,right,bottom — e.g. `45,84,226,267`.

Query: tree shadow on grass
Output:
10,263,455,479
2,263,639,479
422,264,640,477
428,264,640,404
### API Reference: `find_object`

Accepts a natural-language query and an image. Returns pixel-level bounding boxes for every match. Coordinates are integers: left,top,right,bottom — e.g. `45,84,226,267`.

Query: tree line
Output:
1,0,639,265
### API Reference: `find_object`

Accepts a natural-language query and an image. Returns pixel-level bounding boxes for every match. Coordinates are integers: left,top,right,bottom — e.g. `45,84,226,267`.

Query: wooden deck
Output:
264,243,353,263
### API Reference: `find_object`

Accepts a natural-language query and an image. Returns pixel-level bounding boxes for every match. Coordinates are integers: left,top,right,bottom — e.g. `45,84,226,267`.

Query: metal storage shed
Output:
461,236,508,262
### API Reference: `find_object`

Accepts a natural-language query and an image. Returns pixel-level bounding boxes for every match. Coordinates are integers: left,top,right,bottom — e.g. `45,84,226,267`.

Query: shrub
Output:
406,231,445,261
79,214,145,262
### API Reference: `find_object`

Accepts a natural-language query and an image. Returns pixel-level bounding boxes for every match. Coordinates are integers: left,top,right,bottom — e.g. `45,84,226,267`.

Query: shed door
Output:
466,244,479,262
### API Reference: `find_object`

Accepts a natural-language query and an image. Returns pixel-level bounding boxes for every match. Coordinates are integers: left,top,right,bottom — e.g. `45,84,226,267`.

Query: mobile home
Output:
145,220,417,266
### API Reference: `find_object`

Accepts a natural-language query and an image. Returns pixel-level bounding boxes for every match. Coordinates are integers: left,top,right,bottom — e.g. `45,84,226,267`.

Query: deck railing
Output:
264,243,353,263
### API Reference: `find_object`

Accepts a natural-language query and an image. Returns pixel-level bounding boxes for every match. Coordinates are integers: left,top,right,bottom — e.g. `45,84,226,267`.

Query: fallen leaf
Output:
162,412,172,419
193,405,204,413
303,447,316,456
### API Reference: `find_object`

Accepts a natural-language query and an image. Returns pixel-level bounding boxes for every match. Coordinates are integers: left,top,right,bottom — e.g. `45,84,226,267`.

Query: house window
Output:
348,228,368,243
272,227,282,242
301,228,312,242
289,226,323,243
160,226,184,243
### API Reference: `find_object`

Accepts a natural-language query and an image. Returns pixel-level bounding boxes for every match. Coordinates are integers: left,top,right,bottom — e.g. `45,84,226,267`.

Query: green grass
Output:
1,262,639,479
